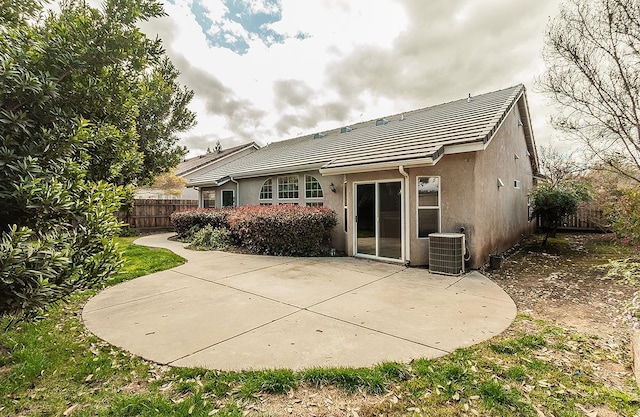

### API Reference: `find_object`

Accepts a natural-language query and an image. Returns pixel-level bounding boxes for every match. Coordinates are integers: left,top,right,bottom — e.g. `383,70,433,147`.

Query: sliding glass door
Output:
355,181,402,260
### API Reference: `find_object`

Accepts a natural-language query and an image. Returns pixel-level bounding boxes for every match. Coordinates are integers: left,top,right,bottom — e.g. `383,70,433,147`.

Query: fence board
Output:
537,204,609,232
118,199,198,232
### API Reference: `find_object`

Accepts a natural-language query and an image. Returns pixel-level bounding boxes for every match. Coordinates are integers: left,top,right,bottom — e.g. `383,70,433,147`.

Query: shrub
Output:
172,205,338,257
187,226,233,251
227,205,337,256
604,187,640,244
170,209,231,238
1,182,124,322
531,180,591,246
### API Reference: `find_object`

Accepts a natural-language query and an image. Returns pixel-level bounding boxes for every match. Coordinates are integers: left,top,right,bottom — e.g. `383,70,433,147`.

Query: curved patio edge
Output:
82,233,517,371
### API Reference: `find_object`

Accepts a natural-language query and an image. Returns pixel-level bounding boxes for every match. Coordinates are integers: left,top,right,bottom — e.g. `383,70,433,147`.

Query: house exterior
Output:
189,85,539,269
135,142,259,199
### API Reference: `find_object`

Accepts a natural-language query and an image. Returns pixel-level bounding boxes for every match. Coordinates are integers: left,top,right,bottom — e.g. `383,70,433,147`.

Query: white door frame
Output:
353,179,405,263
221,189,235,207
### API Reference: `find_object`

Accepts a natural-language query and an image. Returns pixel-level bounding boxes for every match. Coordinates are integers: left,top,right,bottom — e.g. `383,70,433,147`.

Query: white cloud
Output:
245,0,281,15
141,0,563,157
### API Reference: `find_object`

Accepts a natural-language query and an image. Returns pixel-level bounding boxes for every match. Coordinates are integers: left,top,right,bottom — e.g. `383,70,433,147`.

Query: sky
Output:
138,0,566,157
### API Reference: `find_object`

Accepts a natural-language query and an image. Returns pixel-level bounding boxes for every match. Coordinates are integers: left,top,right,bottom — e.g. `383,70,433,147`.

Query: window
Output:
222,190,235,207
417,177,440,238
260,202,272,206
278,176,299,199
306,202,323,207
202,190,215,208
259,178,273,200
305,175,323,199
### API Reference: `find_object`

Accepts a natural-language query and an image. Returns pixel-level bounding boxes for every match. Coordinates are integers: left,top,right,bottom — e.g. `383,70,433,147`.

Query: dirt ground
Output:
484,233,637,337
484,233,637,392
256,233,640,416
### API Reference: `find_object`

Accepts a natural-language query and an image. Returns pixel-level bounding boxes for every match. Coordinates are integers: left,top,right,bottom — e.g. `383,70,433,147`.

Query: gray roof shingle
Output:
176,142,258,177
190,84,534,186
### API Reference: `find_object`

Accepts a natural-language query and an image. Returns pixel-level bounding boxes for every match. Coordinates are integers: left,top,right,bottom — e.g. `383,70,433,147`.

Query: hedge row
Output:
170,208,231,238
170,205,338,256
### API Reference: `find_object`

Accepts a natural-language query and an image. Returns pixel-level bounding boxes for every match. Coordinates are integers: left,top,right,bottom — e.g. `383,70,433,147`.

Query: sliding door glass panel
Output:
378,182,402,259
356,184,376,256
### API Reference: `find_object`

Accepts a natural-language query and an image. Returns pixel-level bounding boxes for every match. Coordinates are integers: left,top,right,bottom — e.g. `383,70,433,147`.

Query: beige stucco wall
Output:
471,102,536,267
405,153,478,266
340,158,479,265
339,99,536,269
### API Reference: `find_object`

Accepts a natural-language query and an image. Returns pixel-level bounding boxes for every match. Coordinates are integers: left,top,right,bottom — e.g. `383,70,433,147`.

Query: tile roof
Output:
176,142,258,177
190,84,534,186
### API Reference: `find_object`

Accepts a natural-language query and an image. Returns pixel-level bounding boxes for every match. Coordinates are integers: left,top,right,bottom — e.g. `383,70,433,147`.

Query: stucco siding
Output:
472,103,535,267
407,154,478,266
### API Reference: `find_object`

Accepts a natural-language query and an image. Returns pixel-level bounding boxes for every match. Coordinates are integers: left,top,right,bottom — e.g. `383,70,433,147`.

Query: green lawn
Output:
106,237,188,285
1,236,639,416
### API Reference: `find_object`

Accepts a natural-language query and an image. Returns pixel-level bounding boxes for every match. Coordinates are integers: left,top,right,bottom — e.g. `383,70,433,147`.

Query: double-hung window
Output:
417,176,440,238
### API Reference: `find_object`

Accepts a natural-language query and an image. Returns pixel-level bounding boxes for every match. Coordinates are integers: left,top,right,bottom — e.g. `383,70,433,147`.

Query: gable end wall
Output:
471,102,536,267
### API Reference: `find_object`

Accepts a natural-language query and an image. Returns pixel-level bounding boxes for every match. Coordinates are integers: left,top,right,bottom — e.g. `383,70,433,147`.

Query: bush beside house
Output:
171,208,232,238
171,205,337,256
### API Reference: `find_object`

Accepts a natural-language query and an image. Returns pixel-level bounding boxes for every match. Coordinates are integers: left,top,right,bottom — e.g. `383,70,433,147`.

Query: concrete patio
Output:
82,234,516,371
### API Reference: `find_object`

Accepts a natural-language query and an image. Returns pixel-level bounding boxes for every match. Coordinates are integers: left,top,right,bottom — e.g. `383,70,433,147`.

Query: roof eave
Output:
319,154,443,176
231,163,326,180
189,162,326,186
443,141,486,155
516,91,540,175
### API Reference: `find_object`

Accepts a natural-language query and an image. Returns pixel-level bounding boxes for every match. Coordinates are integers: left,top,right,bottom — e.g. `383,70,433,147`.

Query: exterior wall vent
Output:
428,233,465,276
375,118,389,126
340,126,352,134
313,133,325,139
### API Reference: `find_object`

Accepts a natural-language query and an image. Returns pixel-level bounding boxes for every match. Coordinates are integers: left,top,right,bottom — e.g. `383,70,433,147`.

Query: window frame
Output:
304,175,324,199
202,190,216,208
259,178,273,201
416,176,441,239
278,175,299,200
221,189,235,207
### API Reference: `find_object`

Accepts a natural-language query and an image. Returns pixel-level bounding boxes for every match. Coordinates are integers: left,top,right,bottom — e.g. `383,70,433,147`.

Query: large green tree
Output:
0,0,195,321
540,0,640,183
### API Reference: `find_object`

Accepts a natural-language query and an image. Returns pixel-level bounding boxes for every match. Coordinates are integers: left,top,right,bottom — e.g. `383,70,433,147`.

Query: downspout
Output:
398,165,410,266
230,177,239,206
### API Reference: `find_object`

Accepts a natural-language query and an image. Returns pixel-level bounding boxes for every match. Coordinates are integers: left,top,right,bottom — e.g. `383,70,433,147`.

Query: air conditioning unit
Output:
428,233,465,276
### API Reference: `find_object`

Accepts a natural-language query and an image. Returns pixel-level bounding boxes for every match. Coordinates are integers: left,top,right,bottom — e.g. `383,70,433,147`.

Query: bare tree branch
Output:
539,0,640,182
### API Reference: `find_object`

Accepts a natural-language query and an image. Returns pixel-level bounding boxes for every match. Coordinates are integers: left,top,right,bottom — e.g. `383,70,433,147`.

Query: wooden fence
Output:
537,204,609,232
118,199,198,232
